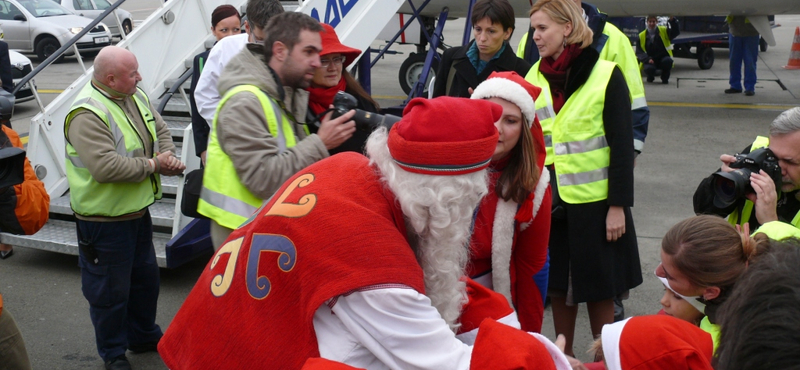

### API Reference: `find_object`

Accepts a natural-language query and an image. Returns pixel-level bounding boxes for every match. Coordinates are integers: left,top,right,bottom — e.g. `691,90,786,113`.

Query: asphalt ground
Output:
1,2,800,367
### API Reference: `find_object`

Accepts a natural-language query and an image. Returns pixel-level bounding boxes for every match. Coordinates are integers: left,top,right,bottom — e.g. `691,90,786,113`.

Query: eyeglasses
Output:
320,56,346,68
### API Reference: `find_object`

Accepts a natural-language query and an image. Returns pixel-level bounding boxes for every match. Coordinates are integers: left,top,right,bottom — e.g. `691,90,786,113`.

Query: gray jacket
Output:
215,44,328,200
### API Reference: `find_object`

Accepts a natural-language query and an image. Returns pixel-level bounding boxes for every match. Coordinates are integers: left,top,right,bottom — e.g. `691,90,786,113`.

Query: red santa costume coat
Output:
466,119,552,333
158,153,425,370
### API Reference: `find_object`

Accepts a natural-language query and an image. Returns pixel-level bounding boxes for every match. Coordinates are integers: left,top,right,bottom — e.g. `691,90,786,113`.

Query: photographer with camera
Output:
306,23,378,155
694,107,800,234
198,13,356,250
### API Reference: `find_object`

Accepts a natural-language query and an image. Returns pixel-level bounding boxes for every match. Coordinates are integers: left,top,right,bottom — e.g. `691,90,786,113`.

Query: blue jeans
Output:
77,210,162,362
729,34,759,91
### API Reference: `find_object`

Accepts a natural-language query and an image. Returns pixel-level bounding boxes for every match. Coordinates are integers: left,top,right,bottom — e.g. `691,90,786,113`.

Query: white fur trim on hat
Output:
530,332,574,370
471,77,536,127
602,317,632,370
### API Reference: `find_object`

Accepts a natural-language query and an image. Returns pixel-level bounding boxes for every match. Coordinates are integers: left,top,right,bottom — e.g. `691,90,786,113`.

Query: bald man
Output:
64,46,184,370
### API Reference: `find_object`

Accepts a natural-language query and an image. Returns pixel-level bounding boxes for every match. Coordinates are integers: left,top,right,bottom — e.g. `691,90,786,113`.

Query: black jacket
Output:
693,143,800,229
0,41,13,94
432,40,530,98
190,49,211,157
636,18,680,63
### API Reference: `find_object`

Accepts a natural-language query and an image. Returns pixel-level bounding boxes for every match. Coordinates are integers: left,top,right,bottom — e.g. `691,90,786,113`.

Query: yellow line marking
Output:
38,89,64,94
649,102,797,110
373,95,408,100
20,135,28,145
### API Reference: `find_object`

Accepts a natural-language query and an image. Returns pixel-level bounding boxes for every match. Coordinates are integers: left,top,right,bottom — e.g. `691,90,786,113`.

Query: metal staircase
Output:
0,0,410,268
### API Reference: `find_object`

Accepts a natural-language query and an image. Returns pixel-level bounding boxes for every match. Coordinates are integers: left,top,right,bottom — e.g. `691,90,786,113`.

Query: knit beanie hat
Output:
470,71,540,127
602,315,714,370
388,97,501,176
211,5,239,28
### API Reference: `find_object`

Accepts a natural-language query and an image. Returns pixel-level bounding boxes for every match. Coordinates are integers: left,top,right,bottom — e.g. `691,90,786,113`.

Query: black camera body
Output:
330,91,401,132
712,147,782,208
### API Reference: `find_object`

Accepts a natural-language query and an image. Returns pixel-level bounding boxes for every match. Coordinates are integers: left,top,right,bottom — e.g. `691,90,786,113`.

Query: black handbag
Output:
180,168,208,219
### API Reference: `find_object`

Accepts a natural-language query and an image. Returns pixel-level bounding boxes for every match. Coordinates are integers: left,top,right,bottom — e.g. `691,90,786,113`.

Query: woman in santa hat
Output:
306,23,379,155
468,71,552,333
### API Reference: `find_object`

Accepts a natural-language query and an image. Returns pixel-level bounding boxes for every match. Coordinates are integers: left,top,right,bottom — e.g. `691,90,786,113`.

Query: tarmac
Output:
1,4,799,368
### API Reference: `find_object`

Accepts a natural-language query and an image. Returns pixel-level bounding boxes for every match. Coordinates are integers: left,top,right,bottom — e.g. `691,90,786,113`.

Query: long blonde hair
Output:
529,0,593,49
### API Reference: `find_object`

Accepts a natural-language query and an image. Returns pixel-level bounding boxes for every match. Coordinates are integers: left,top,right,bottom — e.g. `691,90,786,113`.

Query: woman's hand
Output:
606,206,626,242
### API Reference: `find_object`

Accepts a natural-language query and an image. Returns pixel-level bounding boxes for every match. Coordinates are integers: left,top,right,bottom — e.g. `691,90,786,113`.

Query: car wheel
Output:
122,19,133,35
35,37,64,63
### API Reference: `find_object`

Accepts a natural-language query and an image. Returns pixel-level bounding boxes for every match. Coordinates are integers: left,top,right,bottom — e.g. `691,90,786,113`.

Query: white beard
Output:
366,128,490,331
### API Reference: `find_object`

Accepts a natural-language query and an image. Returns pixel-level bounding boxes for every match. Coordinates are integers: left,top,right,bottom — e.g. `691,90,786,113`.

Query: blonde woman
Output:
525,0,640,356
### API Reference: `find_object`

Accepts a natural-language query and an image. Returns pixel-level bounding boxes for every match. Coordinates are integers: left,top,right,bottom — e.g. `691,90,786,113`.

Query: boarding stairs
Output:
0,0,409,268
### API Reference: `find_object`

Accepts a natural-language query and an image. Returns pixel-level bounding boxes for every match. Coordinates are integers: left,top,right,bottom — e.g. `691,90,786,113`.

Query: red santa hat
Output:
602,315,714,370
470,71,540,128
470,319,572,370
388,97,501,176
456,278,518,344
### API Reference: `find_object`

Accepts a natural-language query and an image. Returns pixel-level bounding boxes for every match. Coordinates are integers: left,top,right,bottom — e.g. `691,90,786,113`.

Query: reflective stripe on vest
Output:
639,26,674,57
64,84,161,217
198,85,301,230
526,60,616,203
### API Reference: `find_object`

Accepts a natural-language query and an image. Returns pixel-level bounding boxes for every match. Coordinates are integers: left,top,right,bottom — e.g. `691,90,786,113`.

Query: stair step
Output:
164,115,191,137
50,194,177,225
159,97,191,115
0,220,171,267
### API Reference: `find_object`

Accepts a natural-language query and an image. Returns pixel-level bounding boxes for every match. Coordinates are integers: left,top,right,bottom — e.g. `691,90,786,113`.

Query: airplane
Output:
393,0,800,47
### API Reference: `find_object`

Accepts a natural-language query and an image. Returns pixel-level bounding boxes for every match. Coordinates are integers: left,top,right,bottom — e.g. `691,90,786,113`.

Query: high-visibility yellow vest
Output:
725,136,800,229
639,26,674,57
64,84,161,217
517,24,647,113
525,59,616,204
753,221,800,240
198,85,308,230
699,316,720,353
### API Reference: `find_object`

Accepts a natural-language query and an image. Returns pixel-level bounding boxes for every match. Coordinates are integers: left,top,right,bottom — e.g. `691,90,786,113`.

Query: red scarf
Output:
307,78,348,115
539,44,583,114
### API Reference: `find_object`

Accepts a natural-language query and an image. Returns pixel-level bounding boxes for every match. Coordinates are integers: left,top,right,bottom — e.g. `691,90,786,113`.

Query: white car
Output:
55,0,131,38
9,49,35,102
0,0,112,61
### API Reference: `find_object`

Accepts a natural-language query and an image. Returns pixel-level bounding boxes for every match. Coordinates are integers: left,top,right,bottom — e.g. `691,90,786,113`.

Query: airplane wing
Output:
747,15,776,46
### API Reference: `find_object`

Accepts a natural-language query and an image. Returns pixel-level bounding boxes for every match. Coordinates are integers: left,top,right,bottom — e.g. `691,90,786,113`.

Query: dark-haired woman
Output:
306,23,378,155
190,5,241,164
432,0,530,98
468,71,551,333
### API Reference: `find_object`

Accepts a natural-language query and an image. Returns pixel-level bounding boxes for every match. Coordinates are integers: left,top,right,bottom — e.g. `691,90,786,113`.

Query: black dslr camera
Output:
329,91,401,132
712,147,782,208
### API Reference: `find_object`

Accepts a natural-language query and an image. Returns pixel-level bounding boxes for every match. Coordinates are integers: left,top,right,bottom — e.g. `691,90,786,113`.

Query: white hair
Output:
366,128,490,330
770,107,800,136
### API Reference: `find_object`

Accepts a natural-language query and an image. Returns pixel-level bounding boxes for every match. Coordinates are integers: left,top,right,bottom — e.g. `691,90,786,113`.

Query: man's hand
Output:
746,170,780,224
317,108,356,150
200,150,206,166
606,206,626,242
648,58,655,64
720,154,737,172
155,150,186,176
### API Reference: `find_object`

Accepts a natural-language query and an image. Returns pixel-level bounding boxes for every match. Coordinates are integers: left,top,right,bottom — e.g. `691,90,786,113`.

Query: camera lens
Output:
711,169,751,208
714,176,738,204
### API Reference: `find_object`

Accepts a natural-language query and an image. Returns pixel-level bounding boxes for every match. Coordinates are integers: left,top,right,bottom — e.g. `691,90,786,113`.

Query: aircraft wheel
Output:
399,52,439,95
